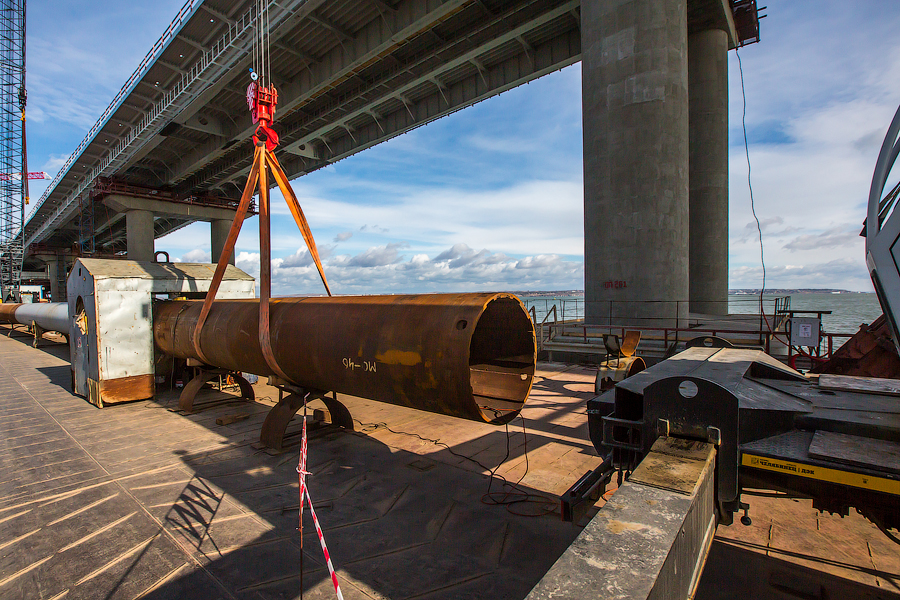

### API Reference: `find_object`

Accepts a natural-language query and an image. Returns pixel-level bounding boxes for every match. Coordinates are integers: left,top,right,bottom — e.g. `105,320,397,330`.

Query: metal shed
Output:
67,258,255,407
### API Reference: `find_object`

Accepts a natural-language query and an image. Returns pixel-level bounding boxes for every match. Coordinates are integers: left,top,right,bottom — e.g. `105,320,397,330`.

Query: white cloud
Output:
343,243,405,267
728,5,900,292
230,243,586,295
236,251,261,278
464,134,540,154
782,226,860,252
433,243,509,268
730,258,871,291
286,177,584,257
42,154,72,178
180,248,211,262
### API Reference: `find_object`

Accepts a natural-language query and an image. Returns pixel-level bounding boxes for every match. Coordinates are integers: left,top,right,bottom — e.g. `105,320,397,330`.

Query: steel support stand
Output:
179,366,255,412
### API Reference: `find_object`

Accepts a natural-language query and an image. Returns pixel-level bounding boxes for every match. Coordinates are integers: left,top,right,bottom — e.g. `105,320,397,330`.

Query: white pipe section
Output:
11,302,69,334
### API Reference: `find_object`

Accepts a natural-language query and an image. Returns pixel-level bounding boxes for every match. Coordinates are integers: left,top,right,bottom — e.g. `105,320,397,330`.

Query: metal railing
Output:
525,294,853,363
91,178,257,214
30,0,204,218
538,320,854,363
523,297,583,324
786,332,855,370
531,305,558,351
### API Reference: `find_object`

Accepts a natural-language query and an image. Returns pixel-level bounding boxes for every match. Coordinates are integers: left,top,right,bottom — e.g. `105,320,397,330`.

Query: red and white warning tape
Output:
307,488,343,599
298,405,344,600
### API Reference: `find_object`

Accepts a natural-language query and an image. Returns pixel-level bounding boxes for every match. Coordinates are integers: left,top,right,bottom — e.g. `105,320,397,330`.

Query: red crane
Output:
0,171,48,182
0,172,49,205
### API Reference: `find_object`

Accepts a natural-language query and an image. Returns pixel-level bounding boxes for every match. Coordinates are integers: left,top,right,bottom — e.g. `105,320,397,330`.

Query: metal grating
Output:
0,0,25,301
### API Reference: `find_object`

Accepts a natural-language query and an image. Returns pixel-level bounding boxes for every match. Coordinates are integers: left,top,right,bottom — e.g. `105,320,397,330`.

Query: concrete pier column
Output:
211,219,235,265
582,0,690,327
126,209,155,262
47,258,59,302
689,28,729,315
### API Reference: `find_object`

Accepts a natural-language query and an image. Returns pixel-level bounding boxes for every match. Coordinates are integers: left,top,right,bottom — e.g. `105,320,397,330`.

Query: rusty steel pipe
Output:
154,293,536,424
0,303,18,324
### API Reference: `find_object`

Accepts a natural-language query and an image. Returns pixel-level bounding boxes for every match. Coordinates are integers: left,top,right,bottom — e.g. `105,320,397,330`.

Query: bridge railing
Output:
32,0,204,216
26,0,310,248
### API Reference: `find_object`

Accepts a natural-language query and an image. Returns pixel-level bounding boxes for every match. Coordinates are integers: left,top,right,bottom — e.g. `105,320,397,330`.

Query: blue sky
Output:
25,0,900,294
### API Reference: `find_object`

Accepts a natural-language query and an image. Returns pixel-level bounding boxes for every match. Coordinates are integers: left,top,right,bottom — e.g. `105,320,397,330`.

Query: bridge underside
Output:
27,0,589,253
23,0,759,314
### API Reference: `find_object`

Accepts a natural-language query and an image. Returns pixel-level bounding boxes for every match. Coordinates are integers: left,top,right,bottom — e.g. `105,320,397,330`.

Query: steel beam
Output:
307,13,356,43
271,25,580,183
214,0,580,185
169,0,472,185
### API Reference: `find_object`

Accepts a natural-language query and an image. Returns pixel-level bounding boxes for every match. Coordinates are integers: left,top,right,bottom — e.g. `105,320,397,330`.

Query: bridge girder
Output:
23,0,752,260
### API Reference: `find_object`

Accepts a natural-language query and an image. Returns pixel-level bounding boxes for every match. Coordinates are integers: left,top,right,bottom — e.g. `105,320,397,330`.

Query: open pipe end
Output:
469,295,537,424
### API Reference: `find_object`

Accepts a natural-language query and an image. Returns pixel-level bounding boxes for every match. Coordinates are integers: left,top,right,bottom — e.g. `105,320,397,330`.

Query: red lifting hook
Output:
247,81,280,151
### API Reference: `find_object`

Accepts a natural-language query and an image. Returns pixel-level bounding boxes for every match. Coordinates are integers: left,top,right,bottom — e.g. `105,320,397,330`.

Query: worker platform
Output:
0,329,898,599
538,309,808,365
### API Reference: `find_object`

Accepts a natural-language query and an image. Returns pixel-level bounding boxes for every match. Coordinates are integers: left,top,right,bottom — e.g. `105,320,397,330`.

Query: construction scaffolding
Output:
0,0,25,302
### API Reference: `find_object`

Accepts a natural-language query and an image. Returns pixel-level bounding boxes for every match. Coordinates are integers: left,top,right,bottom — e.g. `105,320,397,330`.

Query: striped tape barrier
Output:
298,401,344,599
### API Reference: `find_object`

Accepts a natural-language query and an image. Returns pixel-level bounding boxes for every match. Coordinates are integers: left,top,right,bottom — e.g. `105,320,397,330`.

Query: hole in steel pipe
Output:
468,296,536,424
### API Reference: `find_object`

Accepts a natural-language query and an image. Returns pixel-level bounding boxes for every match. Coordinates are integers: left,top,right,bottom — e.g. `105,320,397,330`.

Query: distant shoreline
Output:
728,289,872,295
513,289,872,297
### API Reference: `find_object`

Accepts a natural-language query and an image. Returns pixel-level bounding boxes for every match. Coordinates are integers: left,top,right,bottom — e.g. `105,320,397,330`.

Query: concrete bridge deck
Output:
15,0,761,322
1,327,897,599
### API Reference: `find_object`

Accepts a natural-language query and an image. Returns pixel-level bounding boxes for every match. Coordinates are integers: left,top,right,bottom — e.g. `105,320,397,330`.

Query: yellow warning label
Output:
742,453,900,496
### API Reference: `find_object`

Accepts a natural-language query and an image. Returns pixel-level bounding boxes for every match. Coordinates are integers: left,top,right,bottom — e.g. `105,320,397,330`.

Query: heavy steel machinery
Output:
530,106,900,599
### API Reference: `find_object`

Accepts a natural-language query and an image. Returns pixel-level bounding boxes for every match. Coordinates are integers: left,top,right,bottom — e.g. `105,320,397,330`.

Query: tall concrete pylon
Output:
582,0,690,328
689,28,730,316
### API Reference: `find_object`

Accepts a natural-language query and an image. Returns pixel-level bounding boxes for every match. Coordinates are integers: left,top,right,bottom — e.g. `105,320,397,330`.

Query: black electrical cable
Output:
354,416,556,517
481,416,556,517
736,49,822,361
736,47,769,332
353,419,494,474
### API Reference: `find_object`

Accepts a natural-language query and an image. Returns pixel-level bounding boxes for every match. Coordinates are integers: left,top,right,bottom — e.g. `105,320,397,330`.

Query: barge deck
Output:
0,327,897,599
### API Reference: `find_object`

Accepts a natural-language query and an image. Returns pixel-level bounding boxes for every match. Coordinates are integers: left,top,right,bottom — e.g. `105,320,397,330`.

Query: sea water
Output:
727,293,882,334
520,292,883,334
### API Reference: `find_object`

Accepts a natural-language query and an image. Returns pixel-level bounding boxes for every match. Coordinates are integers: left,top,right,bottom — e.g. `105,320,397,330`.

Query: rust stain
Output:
606,520,648,535
375,349,422,366
99,374,154,404
0,304,18,323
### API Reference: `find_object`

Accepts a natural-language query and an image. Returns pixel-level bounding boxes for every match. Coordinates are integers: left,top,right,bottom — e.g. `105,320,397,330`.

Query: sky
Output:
24,0,900,294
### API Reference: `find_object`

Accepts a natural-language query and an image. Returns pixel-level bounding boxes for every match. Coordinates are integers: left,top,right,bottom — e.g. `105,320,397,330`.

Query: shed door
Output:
73,297,89,396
